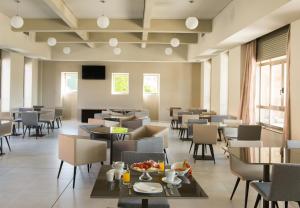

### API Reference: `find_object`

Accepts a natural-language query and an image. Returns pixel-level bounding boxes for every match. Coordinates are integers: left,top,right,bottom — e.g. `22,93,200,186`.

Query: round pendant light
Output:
170,38,180,48
109,38,118,47
10,0,24,29
113,47,122,55
47,37,57,46
165,47,173,56
10,15,24,29
63,47,71,55
97,15,110,29
185,17,199,30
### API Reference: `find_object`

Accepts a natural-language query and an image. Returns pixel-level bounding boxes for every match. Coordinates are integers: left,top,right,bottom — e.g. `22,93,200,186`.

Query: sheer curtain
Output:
283,28,291,142
239,40,257,124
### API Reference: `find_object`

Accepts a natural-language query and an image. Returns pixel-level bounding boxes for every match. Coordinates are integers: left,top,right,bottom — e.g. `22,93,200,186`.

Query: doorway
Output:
143,74,160,121
61,72,78,120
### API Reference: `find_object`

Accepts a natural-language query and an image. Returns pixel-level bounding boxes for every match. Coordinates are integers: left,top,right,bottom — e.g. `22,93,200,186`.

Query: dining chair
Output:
39,109,55,134
228,140,263,208
170,108,181,129
188,119,208,153
211,115,236,141
57,134,107,188
21,112,43,139
55,108,63,128
237,125,262,141
118,151,169,208
287,140,300,165
192,124,218,164
179,114,199,139
223,119,243,146
251,164,300,208
0,121,13,152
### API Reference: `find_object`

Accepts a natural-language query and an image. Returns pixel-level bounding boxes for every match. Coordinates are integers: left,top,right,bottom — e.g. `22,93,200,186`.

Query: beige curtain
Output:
283,27,291,143
239,40,257,124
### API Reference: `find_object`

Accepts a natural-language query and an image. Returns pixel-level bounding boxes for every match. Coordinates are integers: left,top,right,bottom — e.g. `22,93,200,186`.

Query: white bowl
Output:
171,162,190,176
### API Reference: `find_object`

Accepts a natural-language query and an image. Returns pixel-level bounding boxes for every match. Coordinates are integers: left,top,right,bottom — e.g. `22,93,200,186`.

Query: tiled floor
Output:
0,121,288,208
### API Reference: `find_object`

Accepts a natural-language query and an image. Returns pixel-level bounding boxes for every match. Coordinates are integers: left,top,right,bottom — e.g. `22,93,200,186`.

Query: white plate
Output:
162,177,182,185
133,182,163,194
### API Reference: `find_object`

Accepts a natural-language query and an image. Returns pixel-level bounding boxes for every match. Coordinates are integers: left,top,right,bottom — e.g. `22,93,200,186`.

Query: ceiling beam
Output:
35,32,198,44
141,0,154,48
13,19,212,33
43,0,94,48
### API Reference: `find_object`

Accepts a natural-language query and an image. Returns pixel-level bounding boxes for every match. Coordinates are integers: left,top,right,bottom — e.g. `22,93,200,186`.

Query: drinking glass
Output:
123,167,130,185
158,160,165,174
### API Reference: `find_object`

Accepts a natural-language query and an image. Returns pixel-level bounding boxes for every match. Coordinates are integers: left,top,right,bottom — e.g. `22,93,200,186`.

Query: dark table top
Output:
228,147,300,165
91,165,208,199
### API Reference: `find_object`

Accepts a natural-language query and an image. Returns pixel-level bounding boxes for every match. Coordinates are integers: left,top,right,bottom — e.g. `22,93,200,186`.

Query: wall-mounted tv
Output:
82,65,106,80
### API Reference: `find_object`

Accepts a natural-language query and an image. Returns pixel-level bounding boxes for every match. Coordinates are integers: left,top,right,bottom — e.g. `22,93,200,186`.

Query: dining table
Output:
90,126,132,164
91,165,208,208
228,146,300,208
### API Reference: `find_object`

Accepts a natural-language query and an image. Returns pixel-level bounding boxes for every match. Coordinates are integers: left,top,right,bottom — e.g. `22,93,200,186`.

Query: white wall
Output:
210,56,221,114
40,61,201,121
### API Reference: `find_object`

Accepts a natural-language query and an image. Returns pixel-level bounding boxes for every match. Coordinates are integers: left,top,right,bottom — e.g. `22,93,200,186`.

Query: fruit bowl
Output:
171,161,191,176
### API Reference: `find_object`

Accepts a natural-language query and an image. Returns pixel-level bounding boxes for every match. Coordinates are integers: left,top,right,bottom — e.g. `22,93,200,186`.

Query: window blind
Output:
256,25,289,61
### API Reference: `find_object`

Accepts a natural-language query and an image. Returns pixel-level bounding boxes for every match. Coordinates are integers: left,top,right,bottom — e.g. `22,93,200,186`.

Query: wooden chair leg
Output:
209,144,216,164
271,201,276,208
244,180,250,208
87,164,90,173
254,194,261,208
73,166,77,189
230,177,240,200
5,136,11,152
163,149,169,164
57,161,64,178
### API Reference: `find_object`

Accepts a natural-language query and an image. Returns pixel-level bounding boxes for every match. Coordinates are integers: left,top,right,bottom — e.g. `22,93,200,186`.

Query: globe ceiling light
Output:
97,15,110,29
170,38,180,48
10,15,24,29
109,38,118,47
113,47,122,55
165,47,173,56
10,0,24,29
63,47,71,55
185,17,199,30
47,37,57,46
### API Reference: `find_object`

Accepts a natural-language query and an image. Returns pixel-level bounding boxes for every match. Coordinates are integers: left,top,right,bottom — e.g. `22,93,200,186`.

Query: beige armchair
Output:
192,124,218,164
0,121,13,153
57,134,107,188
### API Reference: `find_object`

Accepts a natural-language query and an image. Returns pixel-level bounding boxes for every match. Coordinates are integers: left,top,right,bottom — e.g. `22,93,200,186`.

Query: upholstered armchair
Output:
57,134,107,188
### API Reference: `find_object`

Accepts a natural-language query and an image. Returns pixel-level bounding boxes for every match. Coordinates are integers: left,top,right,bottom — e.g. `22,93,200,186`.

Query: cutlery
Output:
163,185,170,196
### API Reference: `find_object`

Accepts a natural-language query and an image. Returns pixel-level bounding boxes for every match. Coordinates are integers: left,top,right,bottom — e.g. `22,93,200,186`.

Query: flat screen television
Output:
82,65,105,80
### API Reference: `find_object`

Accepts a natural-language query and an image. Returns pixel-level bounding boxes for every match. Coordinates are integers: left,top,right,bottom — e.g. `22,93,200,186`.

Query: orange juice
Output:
123,170,130,184
158,160,165,172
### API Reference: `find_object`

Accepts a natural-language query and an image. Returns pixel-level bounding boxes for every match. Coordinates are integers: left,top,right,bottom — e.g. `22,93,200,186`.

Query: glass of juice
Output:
158,160,165,174
123,165,130,185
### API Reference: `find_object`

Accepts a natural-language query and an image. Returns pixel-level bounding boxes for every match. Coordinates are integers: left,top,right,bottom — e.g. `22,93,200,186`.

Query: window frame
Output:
111,72,129,95
143,73,160,95
256,56,286,130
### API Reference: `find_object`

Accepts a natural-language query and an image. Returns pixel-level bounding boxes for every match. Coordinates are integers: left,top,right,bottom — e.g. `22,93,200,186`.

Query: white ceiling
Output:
0,0,232,19
0,0,58,18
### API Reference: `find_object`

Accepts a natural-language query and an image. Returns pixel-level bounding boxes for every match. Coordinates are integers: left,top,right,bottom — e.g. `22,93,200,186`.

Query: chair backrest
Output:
19,107,34,112
223,119,243,125
136,137,164,153
39,108,55,121
121,151,165,165
211,115,235,123
21,112,38,126
229,140,263,148
237,125,262,141
0,121,13,136
88,118,105,125
55,108,63,117
269,164,300,201
188,119,208,136
192,124,218,144
182,115,199,124
0,112,12,121
287,140,300,148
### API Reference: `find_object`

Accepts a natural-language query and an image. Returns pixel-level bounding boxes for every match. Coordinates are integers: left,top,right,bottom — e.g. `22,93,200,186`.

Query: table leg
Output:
110,134,113,165
263,165,270,208
141,199,148,208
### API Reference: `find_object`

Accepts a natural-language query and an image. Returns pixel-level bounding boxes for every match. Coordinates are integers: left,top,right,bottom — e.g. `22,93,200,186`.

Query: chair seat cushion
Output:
251,182,271,200
118,198,169,208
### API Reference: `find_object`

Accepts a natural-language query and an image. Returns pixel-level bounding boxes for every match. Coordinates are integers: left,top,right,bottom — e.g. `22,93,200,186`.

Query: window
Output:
61,72,78,96
111,73,129,95
24,60,32,107
255,56,286,129
1,54,10,112
143,74,160,94
220,52,229,115
203,60,211,111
